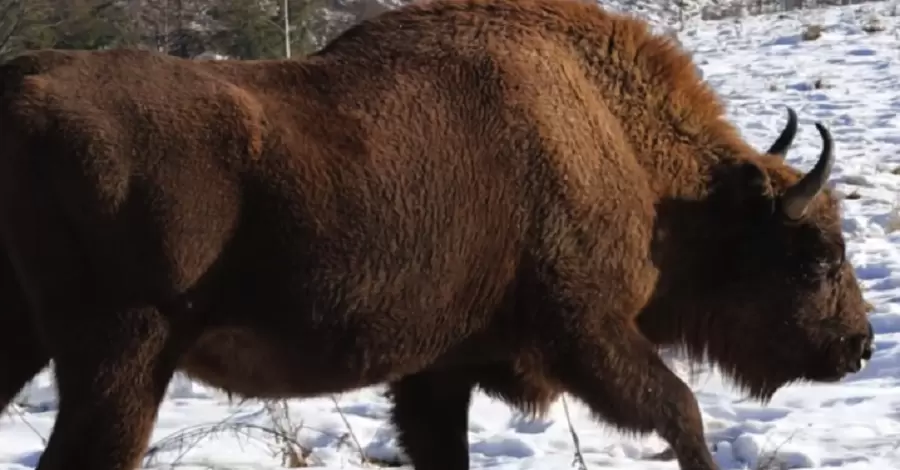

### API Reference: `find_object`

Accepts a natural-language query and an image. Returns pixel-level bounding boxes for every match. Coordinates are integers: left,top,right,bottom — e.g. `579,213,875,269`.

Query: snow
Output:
4,2,900,469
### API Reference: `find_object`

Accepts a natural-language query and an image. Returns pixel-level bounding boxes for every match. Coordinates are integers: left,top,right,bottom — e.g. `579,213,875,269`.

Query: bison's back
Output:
0,0,658,392
0,47,544,378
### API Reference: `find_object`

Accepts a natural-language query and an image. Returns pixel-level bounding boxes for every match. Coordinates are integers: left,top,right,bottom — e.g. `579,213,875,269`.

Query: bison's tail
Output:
0,52,33,101
0,51,57,157
0,49,72,112
0,59,24,167
0,52,36,132
0,58,20,158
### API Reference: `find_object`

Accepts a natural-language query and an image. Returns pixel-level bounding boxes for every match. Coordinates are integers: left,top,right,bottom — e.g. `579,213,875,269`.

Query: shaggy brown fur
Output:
0,0,873,469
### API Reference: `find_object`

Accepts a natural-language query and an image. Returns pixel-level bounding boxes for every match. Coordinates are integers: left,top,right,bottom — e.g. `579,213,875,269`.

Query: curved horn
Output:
766,107,798,157
781,122,834,220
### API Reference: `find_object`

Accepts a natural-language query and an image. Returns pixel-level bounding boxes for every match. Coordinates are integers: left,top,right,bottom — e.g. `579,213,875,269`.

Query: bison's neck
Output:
638,146,769,373
644,136,762,281
638,126,757,203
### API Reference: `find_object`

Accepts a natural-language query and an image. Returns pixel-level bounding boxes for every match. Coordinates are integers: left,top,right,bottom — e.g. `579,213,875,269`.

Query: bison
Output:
0,0,873,469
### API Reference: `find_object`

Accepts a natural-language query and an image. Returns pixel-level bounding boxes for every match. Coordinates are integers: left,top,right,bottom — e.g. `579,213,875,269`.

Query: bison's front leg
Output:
533,189,717,468
550,315,716,469
0,314,48,415
36,306,184,470
0,255,49,414
389,369,475,470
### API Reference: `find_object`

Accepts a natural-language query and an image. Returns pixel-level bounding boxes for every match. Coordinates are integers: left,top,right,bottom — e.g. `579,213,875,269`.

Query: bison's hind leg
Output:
0,249,49,415
386,364,559,470
389,369,475,470
35,305,188,470
0,170,198,470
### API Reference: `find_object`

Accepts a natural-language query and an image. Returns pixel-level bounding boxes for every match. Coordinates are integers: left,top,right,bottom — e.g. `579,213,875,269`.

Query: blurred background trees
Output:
0,0,405,61
0,0,884,62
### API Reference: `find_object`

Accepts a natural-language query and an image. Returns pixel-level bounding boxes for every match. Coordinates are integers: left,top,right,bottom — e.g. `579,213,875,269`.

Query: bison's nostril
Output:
861,343,873,360
855,331,874,361
846,333,874,362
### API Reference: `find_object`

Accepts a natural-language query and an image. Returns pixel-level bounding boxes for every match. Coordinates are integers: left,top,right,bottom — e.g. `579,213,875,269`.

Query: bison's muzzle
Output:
825,324,875,380
850,323,875,372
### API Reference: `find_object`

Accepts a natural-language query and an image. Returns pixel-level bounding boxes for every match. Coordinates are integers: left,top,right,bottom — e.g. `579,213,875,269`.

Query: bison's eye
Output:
816,240,845,279
818,260,837,278
826,252,844,279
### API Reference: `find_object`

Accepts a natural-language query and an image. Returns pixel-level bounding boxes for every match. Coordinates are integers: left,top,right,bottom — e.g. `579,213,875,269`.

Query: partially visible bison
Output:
0,0,873,469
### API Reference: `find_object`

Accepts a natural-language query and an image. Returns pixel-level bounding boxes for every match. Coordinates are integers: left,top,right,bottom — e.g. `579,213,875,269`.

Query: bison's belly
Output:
177,327,399,399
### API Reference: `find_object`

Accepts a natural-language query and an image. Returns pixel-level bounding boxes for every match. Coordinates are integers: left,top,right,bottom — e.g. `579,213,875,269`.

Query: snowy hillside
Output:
4,1,900,469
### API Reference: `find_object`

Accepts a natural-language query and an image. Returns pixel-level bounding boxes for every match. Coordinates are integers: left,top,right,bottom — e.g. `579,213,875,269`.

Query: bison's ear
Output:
713,161,775,217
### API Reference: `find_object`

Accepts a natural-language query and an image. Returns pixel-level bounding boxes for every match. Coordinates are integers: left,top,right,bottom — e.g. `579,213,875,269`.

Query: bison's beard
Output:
637,310,811,403
646,342,795,404
803,331,872,382
653,322,874,404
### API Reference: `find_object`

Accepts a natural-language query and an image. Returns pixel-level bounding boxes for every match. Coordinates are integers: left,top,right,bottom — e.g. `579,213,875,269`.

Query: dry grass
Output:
751,429,802,470
142,396,389,468
143,401,316,468
2,403,48,446
262,400,311,467
560,395,589,470
801,24,824,41
843,189,863,200
141,393,417,468
879,168,900,233
861,15,886,34
813,77,832,89
883,202,900,233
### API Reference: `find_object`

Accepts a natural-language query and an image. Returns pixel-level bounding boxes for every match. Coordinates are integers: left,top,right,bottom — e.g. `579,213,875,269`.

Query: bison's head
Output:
642,107,874,401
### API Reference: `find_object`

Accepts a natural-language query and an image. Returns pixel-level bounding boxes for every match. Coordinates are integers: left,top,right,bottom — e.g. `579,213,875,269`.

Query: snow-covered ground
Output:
4,2,900,469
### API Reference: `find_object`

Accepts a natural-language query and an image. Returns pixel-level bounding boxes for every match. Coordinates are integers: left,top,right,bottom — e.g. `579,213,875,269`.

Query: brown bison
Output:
0,0,873,469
